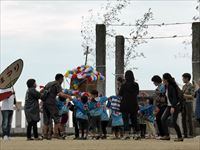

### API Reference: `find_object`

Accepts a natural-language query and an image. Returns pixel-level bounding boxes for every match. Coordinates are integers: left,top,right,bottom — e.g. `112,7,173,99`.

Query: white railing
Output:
0,102,74,134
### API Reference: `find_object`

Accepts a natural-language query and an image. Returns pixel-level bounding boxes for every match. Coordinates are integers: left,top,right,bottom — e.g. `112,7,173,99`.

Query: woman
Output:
161,73,183,142
195,79,200,124
119,70,140,140
25,79,42,140
151,75,167,138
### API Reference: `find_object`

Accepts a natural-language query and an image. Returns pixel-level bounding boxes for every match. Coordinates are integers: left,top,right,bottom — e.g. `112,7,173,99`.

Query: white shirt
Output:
166,89,172,106
0,88,15,111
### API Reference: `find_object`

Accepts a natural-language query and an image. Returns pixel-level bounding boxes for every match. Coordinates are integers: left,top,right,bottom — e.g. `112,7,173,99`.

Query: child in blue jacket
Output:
108,96,124,139
69,96,89,140
56,96,69,139
88,90,108,139
138,99,155,139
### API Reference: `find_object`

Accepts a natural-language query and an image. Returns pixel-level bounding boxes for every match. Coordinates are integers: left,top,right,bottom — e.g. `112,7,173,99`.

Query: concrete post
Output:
192,22,200,82
96,24,106,96
115,35,125,95
15,102,22,128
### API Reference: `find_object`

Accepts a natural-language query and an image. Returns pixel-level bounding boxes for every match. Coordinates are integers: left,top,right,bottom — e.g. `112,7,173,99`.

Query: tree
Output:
81,0,153,69
178,0,200,59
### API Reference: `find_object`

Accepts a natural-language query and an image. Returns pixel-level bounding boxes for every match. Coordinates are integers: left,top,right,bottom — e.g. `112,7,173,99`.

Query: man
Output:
42,73,70,140
182,73,195,138
0,88,18,140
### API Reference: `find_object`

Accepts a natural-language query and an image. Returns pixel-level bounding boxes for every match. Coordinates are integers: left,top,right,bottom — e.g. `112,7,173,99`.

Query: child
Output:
67,102,80,139
138,99,155,139
24,79,42,140
88,90,107,140
56,96,69,139
138,104,146,139
69,96,89,140
108,96,124,139
101,101,110,139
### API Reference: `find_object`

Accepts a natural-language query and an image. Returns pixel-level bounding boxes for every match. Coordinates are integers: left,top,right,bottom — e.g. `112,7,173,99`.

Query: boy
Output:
139,99,155,139
182,73,195,138
56,96,69,139
88,90,107,140
101,101,110,139
69,96,89,140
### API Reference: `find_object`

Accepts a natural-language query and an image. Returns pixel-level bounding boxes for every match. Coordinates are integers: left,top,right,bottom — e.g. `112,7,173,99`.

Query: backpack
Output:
176,86,186,108
40,82,57,101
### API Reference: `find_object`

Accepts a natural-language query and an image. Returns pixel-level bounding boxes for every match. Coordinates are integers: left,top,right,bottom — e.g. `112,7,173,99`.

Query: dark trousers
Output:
101,121,109,136
140,124,146,138
1,110,13,137
27,121,39,139
156,106,167,137
122,112,140,133
161,106,182,138
73,115,79,138
91,116,102,135
182,102,193,137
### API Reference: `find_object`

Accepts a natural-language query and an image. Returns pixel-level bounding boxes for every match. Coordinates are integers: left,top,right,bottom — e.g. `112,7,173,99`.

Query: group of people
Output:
1,71,200,142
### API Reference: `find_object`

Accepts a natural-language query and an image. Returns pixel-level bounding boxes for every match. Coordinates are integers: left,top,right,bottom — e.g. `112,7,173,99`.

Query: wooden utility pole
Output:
192,22,200,82
84,46,89,65
96,24,106,95
115,35,125,94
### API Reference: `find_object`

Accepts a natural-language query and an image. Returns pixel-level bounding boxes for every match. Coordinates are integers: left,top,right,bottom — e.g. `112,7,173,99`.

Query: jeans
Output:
156,106,167,136
182,102,193,137
161,106,182,138
1,110,13,137
27,121,39,139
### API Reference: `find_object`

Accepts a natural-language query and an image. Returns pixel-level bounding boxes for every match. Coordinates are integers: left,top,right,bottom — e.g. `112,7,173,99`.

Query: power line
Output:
106,33,192,40
106,22,195,27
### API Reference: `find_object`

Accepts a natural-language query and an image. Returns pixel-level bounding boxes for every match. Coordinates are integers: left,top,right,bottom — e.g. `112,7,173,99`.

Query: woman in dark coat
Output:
25,79,41,140
195,79,200,124
119,70,140,140
161,73,183,142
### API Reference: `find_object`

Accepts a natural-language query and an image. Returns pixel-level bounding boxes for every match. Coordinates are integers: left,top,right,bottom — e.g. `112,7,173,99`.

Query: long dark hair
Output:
163,73,178,88
125,70,135,83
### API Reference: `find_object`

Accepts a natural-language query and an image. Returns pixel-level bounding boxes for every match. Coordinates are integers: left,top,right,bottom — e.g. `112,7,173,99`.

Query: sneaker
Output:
3,135,9,141
96,136,101,140
122,136,130,140
27,138,34,141
34,137,43,141
156,136,162,140
134,136,141,140
160,136,170,140
174,138,183,142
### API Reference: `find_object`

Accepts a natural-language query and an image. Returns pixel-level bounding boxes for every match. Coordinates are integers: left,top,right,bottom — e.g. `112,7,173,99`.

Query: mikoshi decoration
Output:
65,65,105,90
64,89,90,97
0,59,24,89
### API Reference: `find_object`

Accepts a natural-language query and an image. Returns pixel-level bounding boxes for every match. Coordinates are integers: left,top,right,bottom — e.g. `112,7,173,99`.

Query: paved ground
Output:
0,136,199,150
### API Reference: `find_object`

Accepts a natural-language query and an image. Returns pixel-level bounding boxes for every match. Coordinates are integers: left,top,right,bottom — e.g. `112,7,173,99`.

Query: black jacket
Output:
119,82,139,114
167,84,179,108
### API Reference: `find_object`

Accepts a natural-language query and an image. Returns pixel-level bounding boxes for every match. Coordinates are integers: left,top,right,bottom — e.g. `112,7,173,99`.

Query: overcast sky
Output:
0,0,198,102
